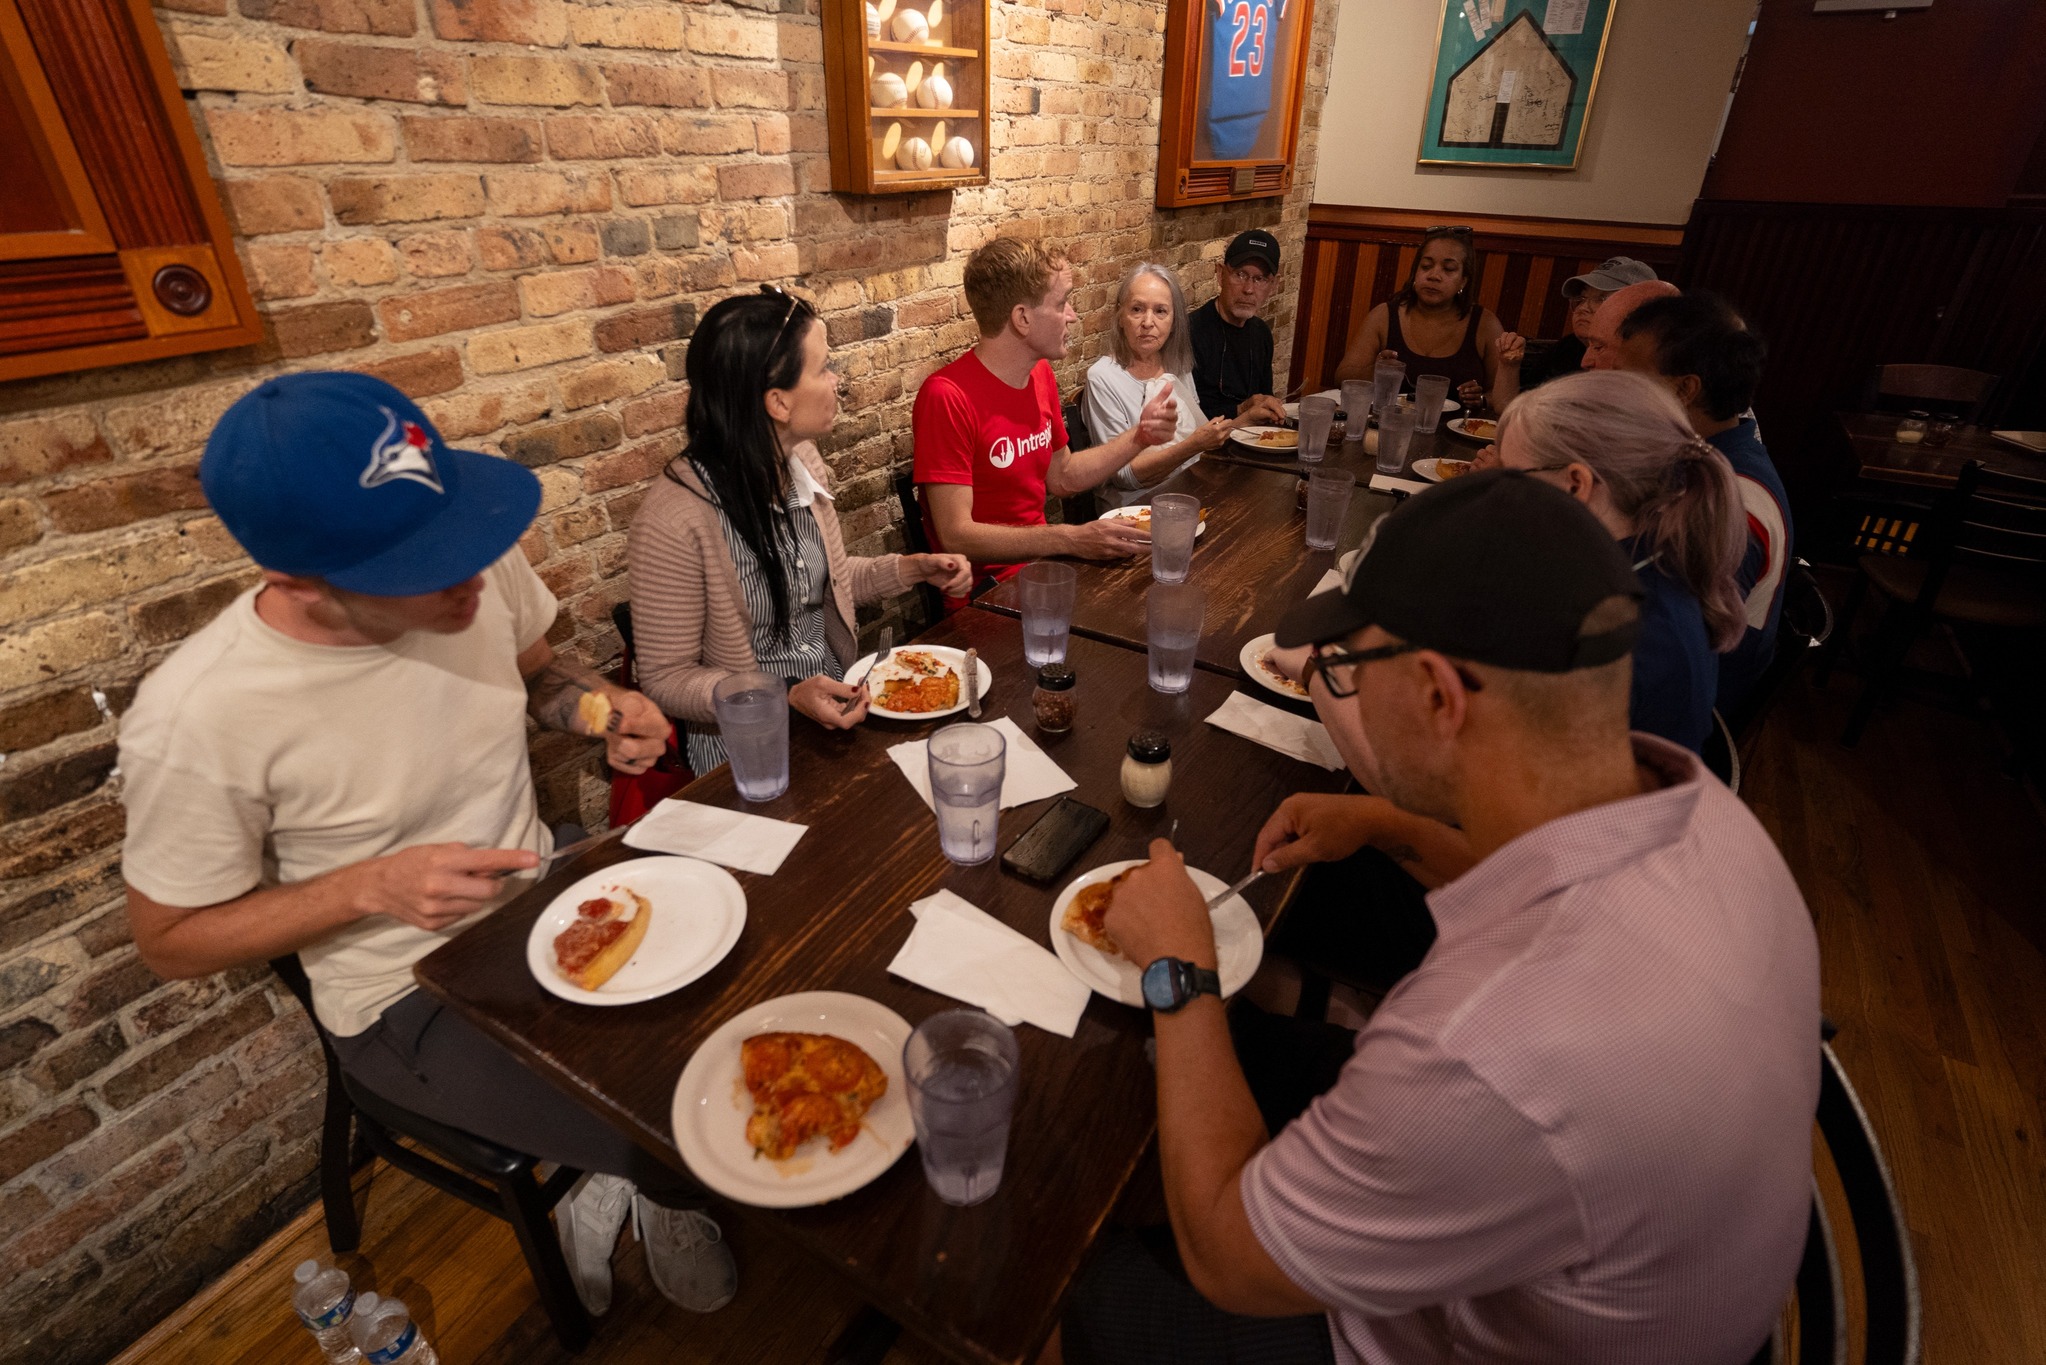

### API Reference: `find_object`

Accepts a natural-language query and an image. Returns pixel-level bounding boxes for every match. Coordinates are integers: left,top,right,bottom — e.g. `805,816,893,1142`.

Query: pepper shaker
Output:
1032,663,1076,733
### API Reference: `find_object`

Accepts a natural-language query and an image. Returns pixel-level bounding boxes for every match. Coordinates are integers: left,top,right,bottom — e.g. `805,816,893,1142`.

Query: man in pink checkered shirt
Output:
1055,471,1821,1365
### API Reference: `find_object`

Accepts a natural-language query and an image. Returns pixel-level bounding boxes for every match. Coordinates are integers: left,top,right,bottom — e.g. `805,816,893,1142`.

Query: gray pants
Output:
330,988,701,1207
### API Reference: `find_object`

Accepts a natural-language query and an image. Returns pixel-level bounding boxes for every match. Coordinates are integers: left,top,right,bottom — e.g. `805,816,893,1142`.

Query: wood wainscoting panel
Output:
1287,205,1685,395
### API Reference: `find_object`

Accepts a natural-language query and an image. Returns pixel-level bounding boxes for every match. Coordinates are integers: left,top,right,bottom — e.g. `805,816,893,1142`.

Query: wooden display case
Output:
822,0,991,195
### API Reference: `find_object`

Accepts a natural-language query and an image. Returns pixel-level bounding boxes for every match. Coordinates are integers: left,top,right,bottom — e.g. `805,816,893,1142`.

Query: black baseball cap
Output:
1225,230,1281,274
1274,470,1644,672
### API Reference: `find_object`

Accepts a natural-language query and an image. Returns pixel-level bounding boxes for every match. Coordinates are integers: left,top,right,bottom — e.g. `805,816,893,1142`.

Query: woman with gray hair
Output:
1085,263,1237,507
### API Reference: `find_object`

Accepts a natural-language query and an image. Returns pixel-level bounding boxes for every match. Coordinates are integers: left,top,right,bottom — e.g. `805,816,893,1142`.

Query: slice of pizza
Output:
1061,866,1138,959
740,1032,889,1161
553,889,652,990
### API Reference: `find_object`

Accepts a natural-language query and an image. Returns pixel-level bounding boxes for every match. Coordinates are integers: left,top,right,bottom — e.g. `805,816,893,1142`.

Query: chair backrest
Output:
1901,462,2046,613
1873,363,1998,423
1809,1040,1922,1365
1701,709,1741,793
893,470,933,556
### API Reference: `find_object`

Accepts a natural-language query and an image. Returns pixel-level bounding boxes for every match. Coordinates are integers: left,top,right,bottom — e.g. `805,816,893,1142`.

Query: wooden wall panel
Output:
1287,205,1684,394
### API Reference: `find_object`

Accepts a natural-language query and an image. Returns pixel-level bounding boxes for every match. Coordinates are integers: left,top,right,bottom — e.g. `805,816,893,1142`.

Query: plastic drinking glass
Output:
1305,470,1356,551
928,723,1006,866
1340,381,1372,442
711,672,789,802
1019,561,1077,666
904,1009,1020,1206
1146,581,1204,694
1412,374,1452,433
1296,395,1337,462
1372,359,1406,418
1149,493,1200,583
1376,402,1417,475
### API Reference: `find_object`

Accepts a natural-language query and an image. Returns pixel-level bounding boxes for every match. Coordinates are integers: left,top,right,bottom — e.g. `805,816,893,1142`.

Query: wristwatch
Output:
1141,957,1222,1013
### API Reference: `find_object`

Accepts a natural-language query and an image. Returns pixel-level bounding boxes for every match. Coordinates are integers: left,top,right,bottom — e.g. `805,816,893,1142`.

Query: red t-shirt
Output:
912,350,1069,591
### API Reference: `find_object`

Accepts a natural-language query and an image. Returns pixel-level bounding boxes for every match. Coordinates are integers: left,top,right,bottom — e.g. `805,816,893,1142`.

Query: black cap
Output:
1127,730,1171,762
1035,663,1075,691
1225,230,1280,274
1273,470,1644,673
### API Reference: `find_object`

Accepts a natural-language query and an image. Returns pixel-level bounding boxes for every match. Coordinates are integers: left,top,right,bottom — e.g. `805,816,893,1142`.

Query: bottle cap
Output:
1035,663,1075,691
1127,730,1171,763
295,1259,318,1284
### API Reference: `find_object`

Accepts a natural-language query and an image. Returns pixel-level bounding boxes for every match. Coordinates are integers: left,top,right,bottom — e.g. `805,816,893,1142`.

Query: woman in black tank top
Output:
1330,227,1527,413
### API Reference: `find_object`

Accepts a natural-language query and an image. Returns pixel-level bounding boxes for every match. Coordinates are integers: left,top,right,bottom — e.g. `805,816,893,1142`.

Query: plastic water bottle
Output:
291,1259,361,1363
348,1292,440,1365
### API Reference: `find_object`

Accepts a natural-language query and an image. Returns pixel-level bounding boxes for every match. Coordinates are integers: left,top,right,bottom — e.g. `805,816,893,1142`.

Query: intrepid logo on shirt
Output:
988,425,1054,470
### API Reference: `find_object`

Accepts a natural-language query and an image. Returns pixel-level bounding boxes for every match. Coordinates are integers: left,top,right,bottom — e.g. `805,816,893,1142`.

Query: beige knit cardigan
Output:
626,440,914,724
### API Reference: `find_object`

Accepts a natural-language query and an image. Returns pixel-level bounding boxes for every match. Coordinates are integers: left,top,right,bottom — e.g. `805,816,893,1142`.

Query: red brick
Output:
0,742,117,823
65,956,159,1029
543,114,660,159
376,281,519,342
0,1019,58,1073
130,575,253,647
428,0,569,45
476,226,549,271
100,994,273,1111
269,300,377,357
23,1019,126,1094
222,176,325,235
401,115,543,163
485,169,611,218
157,0,227,12
711,67,789,109
499,412,623,467
41,463,206,533
582,435,680,492
329,174,486,225
0,688,101,754
0,1143,185,1282
238,0,416,34
0,856,122,952
716,160,796,200
593,301,697,352
0,1104,97,1182
0,414,112,486
296,38,466,104
620,388,687,438
352,346,465,397
601,62,712,108
397,229,473,278
0,496,38,552
206,107,396,166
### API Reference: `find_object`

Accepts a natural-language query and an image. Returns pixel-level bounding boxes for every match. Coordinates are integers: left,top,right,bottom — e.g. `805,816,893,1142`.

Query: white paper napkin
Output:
622,800,808,875
1309,567,1344,597
888,889,1090,1037
1206,691,1346,771
1370,474,1431,497
887,715,1077,811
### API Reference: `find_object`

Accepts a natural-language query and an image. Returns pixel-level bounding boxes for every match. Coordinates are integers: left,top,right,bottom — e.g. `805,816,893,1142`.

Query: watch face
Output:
1141,958,1183,1011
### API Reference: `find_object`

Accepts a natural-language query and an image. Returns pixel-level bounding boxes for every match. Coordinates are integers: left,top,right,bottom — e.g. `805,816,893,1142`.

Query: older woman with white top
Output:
1085,263,1237,508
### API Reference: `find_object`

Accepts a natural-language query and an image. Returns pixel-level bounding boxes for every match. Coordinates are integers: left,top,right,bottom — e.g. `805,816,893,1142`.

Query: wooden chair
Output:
1748,1032,1921,1365
1817,461,2046,745
891,471,946,624
1868,363,1999,425
269,955,594,1352
1721,560,1838,748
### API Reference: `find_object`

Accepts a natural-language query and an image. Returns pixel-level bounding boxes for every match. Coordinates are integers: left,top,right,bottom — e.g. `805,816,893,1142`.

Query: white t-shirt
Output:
1084,356,1204,507
119,553,557,1037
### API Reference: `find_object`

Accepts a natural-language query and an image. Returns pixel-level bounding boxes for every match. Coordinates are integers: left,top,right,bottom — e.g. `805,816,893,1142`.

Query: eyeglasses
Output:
1302,641,1486,699
758,282,803,354
1226,266,1276,288
1424,225,1476,239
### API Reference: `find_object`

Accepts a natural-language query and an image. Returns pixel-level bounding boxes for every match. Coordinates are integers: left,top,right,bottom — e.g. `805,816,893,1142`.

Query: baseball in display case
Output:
823,0,991,194
1157,0,1318,207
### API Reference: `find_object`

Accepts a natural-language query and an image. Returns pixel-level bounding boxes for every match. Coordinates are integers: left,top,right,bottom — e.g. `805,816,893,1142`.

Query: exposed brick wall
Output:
0,1,1337,1359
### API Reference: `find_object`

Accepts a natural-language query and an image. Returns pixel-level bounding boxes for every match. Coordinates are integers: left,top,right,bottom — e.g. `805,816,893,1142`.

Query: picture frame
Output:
820,0,992,196
1156,0,1318,208
1417,0,1617,171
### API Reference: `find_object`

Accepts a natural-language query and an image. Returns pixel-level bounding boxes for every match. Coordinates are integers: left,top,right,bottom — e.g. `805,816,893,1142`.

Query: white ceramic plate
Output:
1238,632,1309,701
1338,547,1361,578
845,645,993,722
1444,416,1499,443
1991,429,2046,454
1227,424,1302,453
670,991,915,1209
1411,456,1476,484
1098,504,1209,539
526,857,746,1006
1049,860,1262,1006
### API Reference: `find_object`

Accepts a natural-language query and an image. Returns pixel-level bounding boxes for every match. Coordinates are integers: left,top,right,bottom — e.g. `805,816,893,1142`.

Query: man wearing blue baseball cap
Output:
118,373,734,1318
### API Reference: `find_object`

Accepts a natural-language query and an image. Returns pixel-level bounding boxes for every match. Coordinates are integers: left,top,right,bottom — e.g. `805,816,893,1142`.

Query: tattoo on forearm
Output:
1383,843,1421,866
526,658,608,734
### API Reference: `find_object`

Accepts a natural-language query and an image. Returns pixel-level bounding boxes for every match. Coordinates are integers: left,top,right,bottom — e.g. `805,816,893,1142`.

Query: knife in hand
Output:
845,626,894,714
494,831,607,878
1205,867,1265,909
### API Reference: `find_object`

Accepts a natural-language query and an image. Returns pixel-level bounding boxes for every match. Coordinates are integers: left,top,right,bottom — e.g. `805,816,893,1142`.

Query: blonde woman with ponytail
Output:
1494,369,1747,752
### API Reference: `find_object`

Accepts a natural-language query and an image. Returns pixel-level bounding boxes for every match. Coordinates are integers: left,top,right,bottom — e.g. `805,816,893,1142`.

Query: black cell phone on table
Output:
1001,798,1110,882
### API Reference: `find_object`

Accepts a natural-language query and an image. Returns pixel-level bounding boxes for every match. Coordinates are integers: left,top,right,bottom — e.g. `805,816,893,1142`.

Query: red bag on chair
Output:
608,725,691,828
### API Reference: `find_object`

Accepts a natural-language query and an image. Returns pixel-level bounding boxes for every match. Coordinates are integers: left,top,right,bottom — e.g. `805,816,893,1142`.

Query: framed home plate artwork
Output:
1418,0,1618,170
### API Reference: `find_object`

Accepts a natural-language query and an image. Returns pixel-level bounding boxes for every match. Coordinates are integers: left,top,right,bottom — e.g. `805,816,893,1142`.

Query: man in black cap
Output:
1188,229,1287,425
1519,255,1660,388
1046,471,1820,1365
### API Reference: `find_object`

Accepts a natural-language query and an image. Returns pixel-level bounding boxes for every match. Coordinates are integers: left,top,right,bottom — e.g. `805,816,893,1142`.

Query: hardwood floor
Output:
119,674,2046,1365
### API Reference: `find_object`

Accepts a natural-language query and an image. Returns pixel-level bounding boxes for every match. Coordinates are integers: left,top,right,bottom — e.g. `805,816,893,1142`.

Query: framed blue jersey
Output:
1158,0,1316,206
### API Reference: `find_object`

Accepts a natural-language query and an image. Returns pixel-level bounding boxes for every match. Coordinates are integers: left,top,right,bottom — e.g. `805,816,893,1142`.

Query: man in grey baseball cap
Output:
1522,255,1660,387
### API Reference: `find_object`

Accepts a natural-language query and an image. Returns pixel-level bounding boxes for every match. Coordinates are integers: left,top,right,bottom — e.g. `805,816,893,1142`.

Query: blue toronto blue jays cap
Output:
201,372,541,596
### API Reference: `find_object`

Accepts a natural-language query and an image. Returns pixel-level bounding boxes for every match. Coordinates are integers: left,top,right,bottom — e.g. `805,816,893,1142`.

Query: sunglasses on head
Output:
758,283,805,354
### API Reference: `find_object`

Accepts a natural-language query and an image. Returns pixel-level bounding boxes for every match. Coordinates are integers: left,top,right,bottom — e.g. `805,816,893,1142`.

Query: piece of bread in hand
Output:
576,691,614,735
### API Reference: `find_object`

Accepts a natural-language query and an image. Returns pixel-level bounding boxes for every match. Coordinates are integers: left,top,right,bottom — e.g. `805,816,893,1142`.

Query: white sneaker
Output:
555,1172,634,1314
633,1197,738,1312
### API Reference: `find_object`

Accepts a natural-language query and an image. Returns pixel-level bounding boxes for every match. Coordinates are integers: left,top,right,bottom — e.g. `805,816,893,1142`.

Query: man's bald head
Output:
1581,280,1681,370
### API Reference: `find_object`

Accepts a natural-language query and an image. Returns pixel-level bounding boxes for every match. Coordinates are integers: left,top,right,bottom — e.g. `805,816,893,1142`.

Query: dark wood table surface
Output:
1839,411,2046,488
977,458,1389,677
412,606,1351,1365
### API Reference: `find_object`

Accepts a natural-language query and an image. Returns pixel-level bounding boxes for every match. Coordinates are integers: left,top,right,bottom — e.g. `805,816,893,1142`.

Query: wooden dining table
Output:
412,605,1352,1365
1838,411,2046,489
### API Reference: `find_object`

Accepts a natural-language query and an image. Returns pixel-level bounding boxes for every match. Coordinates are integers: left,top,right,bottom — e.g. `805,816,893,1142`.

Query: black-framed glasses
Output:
759,282,803,354
1424,225,1476,239
1303,641,1486,699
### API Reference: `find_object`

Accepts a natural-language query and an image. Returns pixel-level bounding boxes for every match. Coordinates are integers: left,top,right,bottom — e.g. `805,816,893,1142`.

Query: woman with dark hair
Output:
628,286,971,771
1331,226,1525,412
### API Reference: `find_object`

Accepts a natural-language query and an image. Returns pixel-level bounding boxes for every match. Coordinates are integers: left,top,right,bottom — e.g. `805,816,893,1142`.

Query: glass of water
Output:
1148,493,1200,583
928,723,1005,866
1376,400,1417,476
1296,395,1337,462
1145,581,1204,694
1018,561,1076,666
1339,380,1372,442
1412,374,1451,433
711,672,789,802
1372,358,1406,419
1305,470,1356,551
904,1009,1019,1207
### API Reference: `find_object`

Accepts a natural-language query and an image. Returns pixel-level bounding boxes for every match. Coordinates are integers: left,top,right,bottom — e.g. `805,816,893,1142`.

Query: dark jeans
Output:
1267,847,1438,996
330,988,701,1207
1059,1003,1357,1365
